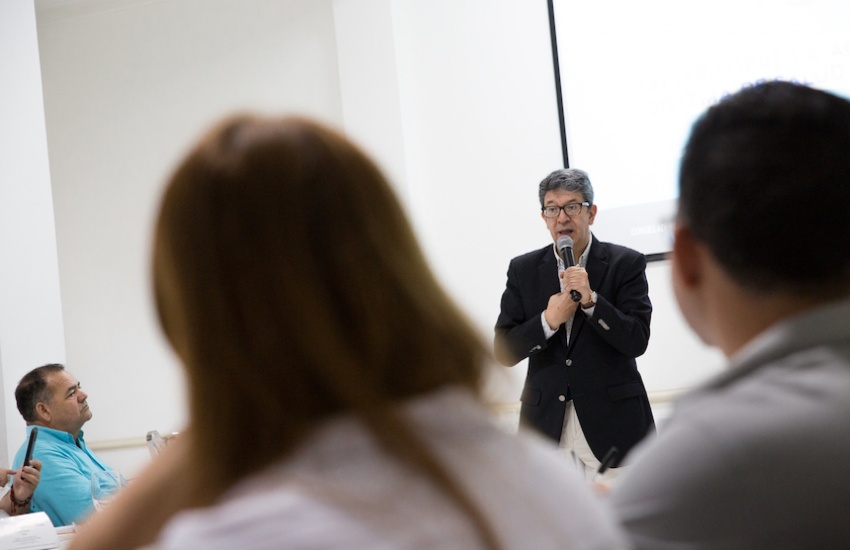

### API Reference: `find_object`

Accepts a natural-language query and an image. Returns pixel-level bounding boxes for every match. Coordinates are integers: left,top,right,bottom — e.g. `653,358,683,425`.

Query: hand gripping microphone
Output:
557,235,582,303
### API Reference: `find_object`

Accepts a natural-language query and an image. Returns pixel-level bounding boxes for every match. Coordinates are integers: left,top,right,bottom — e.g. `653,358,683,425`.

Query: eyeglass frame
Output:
541,201,590,218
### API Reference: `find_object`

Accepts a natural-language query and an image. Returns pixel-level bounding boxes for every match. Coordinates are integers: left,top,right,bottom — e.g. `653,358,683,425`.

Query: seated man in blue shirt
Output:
12,363,115,526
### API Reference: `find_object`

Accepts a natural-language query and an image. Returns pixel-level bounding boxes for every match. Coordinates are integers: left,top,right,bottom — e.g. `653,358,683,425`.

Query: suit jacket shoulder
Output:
589,237,645,264
509,244,553,269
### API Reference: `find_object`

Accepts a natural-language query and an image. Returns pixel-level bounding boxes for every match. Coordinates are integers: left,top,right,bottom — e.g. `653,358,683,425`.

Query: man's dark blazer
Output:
495,235,655,465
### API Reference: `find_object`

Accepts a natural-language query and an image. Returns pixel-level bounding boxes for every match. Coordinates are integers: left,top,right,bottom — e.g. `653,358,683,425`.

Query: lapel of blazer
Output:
568,235,609,352
536,244,561,301
586,234,610,293
535,245,567,350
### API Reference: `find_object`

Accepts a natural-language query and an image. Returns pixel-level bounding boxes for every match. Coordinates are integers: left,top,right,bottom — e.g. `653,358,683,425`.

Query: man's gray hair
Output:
538,168,594,207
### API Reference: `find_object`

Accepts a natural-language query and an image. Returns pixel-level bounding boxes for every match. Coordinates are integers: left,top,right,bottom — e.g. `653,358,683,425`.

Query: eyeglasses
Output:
541,202,589,218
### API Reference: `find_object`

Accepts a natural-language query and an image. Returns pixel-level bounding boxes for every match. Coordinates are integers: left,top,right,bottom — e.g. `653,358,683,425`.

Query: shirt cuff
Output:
541,311,559,339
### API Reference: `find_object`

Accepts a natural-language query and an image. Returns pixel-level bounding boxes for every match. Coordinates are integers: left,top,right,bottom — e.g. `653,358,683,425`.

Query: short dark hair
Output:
16,363,66,422
679,80,850,295
538,168,594,207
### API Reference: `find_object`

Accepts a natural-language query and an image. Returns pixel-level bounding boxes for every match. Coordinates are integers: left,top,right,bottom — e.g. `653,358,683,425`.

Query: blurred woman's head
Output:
152,115,487,493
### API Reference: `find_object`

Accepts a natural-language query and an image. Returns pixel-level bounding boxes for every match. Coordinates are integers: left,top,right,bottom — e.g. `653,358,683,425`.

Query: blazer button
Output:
558,395,566,402
565,359,572,366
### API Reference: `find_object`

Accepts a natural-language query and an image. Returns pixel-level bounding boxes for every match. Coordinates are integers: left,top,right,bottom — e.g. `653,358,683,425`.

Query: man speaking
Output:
494,168,655,481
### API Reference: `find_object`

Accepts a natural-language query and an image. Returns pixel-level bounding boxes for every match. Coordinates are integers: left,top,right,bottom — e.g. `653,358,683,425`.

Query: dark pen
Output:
592,446,619,482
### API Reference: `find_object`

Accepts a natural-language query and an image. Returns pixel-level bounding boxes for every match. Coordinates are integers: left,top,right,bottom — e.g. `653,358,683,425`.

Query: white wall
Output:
332,0,577,401
34,0,344,474
14,0,725,473
332,0,409,198
0,0,66,464
337,1,725,405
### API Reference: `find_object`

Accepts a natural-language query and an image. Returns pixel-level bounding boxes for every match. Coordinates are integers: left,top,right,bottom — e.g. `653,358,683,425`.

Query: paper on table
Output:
0,512,60,550
53,525,76,549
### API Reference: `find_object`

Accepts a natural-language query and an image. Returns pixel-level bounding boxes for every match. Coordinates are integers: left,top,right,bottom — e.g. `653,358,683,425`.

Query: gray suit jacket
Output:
613,297,850,548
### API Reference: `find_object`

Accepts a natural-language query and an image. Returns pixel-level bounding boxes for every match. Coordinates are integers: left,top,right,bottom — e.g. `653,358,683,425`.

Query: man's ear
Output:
672,222,703,288
35,402,51,423
587,204,598,225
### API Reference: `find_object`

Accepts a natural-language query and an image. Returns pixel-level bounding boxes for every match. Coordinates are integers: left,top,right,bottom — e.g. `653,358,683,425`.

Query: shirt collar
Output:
29,424,86,446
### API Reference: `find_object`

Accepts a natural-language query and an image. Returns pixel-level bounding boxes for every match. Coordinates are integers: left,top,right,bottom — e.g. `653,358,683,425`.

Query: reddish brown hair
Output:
152,115,497,546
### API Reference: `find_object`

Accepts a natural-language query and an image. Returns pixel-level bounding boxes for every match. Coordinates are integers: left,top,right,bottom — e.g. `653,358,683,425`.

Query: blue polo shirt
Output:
12,425,112,526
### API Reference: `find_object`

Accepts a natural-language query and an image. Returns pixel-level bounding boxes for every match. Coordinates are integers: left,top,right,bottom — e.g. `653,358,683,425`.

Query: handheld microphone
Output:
557,235,582,303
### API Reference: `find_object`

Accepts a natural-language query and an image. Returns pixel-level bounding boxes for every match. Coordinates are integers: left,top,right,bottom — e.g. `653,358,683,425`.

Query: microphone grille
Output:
557,235,574,250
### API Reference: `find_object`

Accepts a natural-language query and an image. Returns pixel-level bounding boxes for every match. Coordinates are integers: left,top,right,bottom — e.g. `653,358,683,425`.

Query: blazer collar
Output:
585,234,610,289
537,247,561,298
538,234,610,288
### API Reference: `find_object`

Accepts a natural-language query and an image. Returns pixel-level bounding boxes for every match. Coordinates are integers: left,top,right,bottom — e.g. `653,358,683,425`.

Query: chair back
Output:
146,430,166,457
146,430,178,456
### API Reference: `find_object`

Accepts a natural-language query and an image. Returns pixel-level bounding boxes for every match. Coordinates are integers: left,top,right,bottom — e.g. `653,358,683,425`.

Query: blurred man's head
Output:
673,81,850,352
16,364,92,438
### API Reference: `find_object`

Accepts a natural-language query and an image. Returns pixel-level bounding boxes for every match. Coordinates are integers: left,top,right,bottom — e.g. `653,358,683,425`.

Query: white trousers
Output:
559,401,622,484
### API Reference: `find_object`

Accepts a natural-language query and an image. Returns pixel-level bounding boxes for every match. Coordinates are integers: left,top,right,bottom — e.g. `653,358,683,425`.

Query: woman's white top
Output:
149,387,627,549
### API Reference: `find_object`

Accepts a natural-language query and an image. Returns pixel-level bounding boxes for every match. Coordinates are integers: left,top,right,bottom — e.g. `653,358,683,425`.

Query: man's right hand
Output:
10,460,41,502
544,290,579,330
